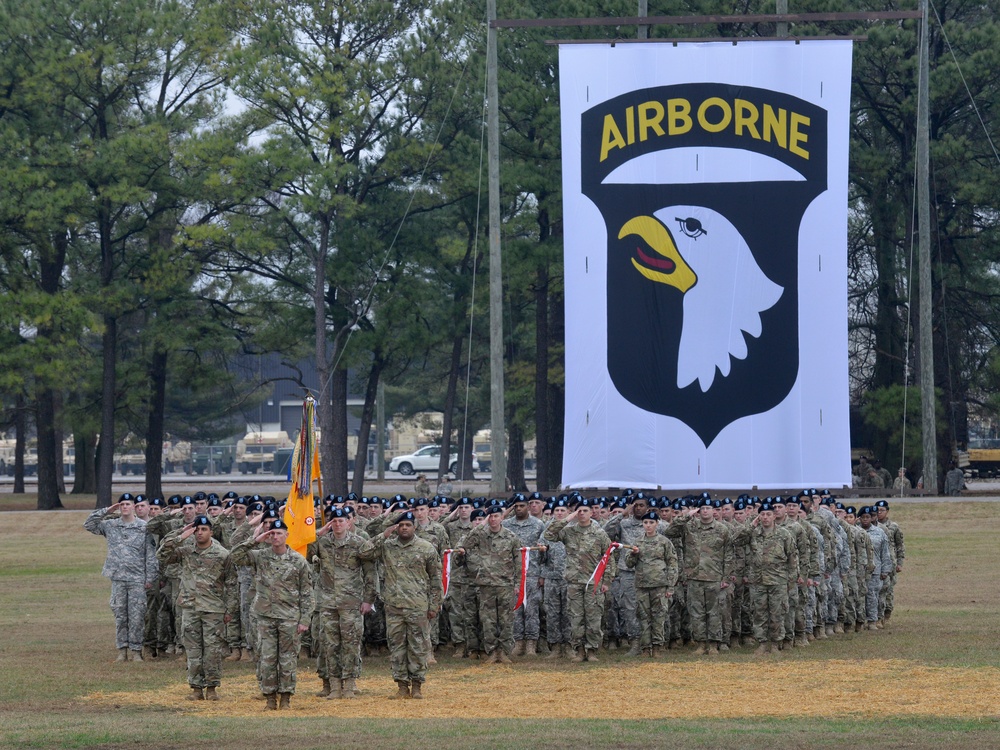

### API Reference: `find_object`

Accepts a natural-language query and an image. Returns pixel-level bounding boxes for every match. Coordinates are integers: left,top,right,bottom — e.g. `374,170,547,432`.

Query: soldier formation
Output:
85,485,905,706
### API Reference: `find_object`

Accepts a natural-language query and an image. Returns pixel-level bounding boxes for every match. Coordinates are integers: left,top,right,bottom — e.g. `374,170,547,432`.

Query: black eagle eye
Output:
675,217,707,239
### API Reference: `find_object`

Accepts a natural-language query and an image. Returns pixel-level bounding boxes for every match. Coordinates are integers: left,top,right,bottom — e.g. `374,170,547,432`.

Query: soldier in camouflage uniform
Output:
543,497,614,662
540,499,571,657
443,498,476,657
458,506,524,663
502,497,546,656
307,507,375,699
358,511,443,699
665,499,733,655
604,493,654,656
84,494,159,662
624,511,678,656
157,515,237,700
146,496,199,656
840,505,871,632
737,503,799,655
875,500,905,627
858,506,892,630
230,518,315,710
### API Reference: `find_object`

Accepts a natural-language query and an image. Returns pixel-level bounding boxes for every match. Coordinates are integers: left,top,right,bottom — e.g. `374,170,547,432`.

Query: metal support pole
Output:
487,0,507,495
917,0,938,492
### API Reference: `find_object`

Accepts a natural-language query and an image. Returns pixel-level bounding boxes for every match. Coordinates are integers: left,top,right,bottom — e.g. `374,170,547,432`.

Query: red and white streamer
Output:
588,542,623,595
513,547,532,611
442,549,453,599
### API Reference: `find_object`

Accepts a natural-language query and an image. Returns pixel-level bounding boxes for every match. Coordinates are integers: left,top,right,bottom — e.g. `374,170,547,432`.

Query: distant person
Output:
84,493,158,662
414,474,431,497
944,463,965,496
892,468,911,491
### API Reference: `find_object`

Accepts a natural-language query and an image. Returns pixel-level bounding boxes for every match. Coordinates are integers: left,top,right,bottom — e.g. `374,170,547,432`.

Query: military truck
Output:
190,444,235,475
236,431,292,474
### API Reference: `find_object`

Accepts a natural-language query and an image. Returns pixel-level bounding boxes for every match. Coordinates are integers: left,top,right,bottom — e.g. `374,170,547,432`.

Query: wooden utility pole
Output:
487,0,507,495
376,380,385,482
917,0,938,492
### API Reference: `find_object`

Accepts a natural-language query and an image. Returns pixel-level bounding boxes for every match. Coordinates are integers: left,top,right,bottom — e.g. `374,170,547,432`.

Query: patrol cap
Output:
118,493,135,504
396,511,416,524
641,511,659,521
192,515,212,528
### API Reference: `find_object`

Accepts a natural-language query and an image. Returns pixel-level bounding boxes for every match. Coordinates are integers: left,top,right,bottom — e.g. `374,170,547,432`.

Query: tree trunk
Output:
144,346,168,499
438,336,463,478
73,432,98,494
96,196,117,509
35,385,63,510
351,354,384,496
456,422,477,484
13,394,25,494
548,282,565,488
330,366,349,494
507,421,527,492
534,264,550,490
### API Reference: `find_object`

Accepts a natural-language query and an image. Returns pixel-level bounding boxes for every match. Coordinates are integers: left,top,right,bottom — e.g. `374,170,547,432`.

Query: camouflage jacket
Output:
157,533,236,616
665,515,733,582
779,517,809,580
444,519,475,583
844,522,870,579
502,515,546,576
864,525,892,577
144,513,185,578
538,519,567,580
229,541,315,625
459,525,523,587
306,531,376,610
84,508,158,585
625,534,678,589
358,533,443,612
796,518,821,578
738,525,798,586
543,519,615,586
879,520,905,568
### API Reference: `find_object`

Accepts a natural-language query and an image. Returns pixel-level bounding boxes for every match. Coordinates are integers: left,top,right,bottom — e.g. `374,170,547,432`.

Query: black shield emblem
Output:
581,83,828,446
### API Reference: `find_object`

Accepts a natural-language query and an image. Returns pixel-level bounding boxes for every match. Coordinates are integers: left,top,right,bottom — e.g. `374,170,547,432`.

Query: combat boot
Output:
769,642,782,655
278,693,291,710
585,649,600,662
692,642,707,656
706,642,720,655
484,650,500,664
670,638,684,650
825,624,835,637
410,682,423,699
453,643,467,659
626,638,642,657
876,618,884,629
427,652,437,665
143,646,156,660
163,644,175,655
187,687,204,701
265,693,277,710
390,680,410,699
570,647,586,663
729,635,740,650
834,623,845,634
652,646,663,658
342,678,357,699
316,678,332,697
718,642,730,653
512,640,526,657
545,643,560,659
524,639,538,657
754,641,769,656
498,650,513,664
784,636,794,650
225,648,242,662
855,622,865,633
205,687,219,701
883,612,893,626
115,648,128,663
130,649,143,662
537,639,550,655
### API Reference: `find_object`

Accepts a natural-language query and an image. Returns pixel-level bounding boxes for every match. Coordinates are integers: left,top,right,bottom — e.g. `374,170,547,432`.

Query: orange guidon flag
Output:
283,398,319,556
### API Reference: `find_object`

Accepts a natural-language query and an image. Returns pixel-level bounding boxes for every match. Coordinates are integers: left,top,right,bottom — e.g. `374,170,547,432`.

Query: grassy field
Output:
2,502,1000,749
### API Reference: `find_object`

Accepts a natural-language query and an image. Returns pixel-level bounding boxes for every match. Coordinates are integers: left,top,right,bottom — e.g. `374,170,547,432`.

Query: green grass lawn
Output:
2,502,999,749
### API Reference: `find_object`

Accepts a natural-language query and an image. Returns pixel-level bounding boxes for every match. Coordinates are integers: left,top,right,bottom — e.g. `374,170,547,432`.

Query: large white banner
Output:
559,41,853,490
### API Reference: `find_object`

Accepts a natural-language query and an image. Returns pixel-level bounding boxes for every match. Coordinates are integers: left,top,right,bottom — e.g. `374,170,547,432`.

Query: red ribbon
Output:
442,549,453,599
513,547,531,611
589,542,623,595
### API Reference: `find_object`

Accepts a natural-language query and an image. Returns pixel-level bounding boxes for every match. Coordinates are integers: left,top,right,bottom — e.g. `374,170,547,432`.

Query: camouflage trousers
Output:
165,577,182,647
541,577,570,645
879,571,896,618
446,581,471,647
608,572,639,641
386,604,432,684
181,610,226,688
257,616,301,695
110,579,147,651
363,597,387,650
826,574,844,624
154,580,175,649
636,586,670,648
718,581,735,642
843,574,860,627
567,582,604,651
513,576,542,641
238,571,256,652
805,582,817,630
461,583,482,652
687,580,724,644
731,582,751,640
751,582,788,643
478,584,515,656
318,607,363,680
865,574,883,622
669,581,689,643
143,585,162,649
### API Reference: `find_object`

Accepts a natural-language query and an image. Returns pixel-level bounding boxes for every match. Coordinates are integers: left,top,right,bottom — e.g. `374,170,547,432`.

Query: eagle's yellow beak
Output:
619,216,697,293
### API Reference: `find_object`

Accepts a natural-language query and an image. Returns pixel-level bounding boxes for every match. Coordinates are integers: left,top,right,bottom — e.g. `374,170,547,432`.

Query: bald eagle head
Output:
618,206,783,393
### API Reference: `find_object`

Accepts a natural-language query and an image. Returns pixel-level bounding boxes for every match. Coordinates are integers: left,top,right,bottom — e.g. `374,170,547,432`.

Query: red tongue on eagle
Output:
636,246,675,272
